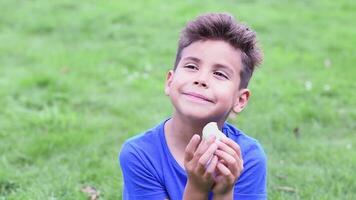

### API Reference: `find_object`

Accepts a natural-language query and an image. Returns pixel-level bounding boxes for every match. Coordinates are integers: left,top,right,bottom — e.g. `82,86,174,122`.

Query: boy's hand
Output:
183,134,219,194
212,137,243,196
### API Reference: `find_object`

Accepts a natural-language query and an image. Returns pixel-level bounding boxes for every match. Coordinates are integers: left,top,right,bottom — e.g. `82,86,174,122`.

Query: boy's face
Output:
165,40,249,123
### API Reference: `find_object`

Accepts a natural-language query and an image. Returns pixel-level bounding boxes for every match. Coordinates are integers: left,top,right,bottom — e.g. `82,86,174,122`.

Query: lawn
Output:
0,0,355,199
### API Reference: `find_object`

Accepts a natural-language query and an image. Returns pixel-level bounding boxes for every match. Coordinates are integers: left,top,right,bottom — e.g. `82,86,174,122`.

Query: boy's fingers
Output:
216,162,232,177
216,140,244,172
216,140,237,158
221,139,244,170
216,163,236,185
190,136,216,172
215,150,236,165
220,137,242,159
215,150,241,177
193,136,215,159
205,155,218,177
197,143,217,173
184,134,201,162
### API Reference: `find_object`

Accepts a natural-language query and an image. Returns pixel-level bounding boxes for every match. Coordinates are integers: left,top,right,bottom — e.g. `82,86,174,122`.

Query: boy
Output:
119,13,267,200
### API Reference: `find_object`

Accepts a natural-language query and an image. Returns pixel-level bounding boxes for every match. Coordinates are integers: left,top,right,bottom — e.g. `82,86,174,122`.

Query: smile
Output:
182,92,214,103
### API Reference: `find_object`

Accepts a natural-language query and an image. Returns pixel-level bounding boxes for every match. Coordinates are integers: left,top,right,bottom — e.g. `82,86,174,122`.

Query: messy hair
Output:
174,13,263,89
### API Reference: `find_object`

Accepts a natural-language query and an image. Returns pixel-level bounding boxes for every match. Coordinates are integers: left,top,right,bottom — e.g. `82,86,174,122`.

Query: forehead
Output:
180,40,243,73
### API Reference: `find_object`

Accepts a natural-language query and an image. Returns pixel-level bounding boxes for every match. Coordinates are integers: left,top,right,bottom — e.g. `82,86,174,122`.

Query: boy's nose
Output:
193,80,207,87
193,71,209,88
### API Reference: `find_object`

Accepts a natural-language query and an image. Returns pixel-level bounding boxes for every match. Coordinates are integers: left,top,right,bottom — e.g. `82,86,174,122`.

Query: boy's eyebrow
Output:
213,63,234,75
182,56,201,63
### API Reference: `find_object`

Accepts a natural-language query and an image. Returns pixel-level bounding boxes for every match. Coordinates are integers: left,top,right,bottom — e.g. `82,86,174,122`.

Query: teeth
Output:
202,122,225,140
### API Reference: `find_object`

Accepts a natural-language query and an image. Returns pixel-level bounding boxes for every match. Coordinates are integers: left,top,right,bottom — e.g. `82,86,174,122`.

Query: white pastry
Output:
202,122,225,140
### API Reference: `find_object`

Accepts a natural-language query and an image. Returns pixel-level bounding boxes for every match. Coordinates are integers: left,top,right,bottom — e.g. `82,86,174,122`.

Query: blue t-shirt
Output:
119,119,267,200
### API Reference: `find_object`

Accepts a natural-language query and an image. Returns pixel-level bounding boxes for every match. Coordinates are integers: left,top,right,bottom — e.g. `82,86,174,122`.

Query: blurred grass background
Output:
0,0,355,199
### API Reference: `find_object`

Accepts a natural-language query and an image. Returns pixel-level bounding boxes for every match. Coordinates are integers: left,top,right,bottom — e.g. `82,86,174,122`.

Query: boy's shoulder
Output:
120,120,166,154
223,122,266,160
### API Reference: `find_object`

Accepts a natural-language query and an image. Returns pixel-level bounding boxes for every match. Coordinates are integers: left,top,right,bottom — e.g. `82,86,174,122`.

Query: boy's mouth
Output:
182,92,214,103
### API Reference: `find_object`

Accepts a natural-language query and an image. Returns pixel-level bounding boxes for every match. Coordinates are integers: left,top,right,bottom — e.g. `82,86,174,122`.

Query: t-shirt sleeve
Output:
119,142,168,200
233,143,267,200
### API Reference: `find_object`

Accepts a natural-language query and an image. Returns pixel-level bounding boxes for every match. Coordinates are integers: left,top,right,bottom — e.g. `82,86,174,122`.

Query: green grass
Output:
0,0,355,199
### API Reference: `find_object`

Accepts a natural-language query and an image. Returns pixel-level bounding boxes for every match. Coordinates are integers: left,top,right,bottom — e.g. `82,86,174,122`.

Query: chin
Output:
172,100,223,122
178,108,218,123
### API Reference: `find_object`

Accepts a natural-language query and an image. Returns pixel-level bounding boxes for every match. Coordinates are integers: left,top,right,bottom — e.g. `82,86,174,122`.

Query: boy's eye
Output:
184,64,198,70
214,71,229,79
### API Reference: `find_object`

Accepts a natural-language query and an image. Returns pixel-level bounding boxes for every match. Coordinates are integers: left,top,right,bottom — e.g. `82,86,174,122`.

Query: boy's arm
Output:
183,135,218,200
214,190,233,200
183,181,210,200
119,142,168,199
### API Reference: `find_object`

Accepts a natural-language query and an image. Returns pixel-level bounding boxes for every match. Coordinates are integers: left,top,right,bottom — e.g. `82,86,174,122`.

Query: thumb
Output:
184,134,200,163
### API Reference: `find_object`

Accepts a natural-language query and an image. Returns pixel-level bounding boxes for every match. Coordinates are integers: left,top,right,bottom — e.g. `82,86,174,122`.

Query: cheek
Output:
214,84,236,100
215,82,235,93
169,80,184,95
173,76,189,88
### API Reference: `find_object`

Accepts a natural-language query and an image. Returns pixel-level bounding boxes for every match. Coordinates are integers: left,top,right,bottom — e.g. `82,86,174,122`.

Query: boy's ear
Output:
232,88,250,114
164,70,174,96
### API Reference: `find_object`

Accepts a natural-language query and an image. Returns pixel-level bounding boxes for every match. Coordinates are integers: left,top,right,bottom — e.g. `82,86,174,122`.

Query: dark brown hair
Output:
174,13,263,89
